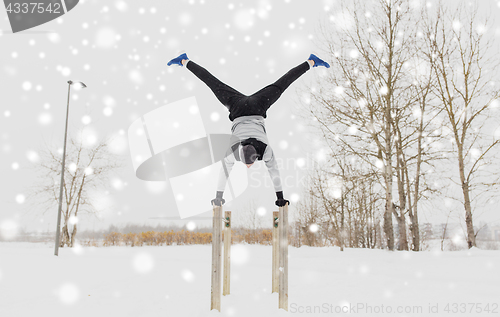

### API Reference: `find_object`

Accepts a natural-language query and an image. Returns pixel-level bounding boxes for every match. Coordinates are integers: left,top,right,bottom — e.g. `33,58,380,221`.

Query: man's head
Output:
240,144,258,168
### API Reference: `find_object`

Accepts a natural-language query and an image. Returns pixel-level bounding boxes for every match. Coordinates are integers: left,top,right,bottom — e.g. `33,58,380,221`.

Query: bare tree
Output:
24,132,125,247
298,152,383,249
303,0,444,250
393,43,447,251
440,210,453,251
295,178,325,247
424,3,500,248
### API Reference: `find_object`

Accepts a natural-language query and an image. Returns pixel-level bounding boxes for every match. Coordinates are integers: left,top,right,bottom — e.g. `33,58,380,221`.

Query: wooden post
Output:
211,204,222,311
223,211,231,296
272,211,279,293
278,203,288,311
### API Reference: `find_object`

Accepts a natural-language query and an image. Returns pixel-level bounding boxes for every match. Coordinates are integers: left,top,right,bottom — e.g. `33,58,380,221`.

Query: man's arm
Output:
263,146,289,207
212,148,236,206
263,146,282,192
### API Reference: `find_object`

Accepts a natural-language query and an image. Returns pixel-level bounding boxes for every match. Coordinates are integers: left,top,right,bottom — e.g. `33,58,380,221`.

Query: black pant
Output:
186,60,310,121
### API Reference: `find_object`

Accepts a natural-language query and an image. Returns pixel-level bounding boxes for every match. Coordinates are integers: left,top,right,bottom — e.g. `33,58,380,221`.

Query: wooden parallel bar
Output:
278,203,288,311
211,204,222,311
272,211,279,293
223,211,231,296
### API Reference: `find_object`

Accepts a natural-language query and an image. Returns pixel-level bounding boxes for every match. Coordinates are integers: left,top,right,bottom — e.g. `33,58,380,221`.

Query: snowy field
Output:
0,242,499,317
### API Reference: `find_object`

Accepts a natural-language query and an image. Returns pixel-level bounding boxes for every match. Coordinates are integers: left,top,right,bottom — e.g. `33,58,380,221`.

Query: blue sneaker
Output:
308,54,330,68
167,53,189,66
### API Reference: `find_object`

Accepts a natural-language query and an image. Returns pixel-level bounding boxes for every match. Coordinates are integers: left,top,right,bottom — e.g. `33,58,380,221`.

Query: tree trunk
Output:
340,196,345,251
70,224,77,247
395,145,409,251
383,142,395,250
457,148,476,248
410,211,420,251
70,174,85,248
396,215,408,251
61,224,70,247
383,201,394,250
462,181,476,248
383,162,395,250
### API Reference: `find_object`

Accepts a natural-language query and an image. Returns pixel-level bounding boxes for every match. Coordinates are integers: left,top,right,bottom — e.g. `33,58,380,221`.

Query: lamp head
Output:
68,80,87,89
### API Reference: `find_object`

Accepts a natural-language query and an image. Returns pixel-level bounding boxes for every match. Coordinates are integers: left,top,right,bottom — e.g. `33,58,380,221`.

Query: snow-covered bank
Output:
0,243,498,317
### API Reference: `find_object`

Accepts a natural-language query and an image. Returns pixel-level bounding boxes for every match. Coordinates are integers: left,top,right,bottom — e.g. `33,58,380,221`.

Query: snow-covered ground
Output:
0,242,498,317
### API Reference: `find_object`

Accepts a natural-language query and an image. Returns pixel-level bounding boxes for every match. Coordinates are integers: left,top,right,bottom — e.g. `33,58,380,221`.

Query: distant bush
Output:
101,228,285,247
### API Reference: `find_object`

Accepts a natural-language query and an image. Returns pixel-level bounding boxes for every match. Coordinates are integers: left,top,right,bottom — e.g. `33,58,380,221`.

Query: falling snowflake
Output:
348,125,358,134
290,193,300,203
233,9,254,30
38,113,52,125
279,140,288,150
189,105,198,115
47,33,60,43
114,0,128,11
257,207,266,216
179,12,192,26
95,27,117,49
359,264,370,274
79,127,98,147
181,269,195,282
330,10,354,31
26,150,40,163
476,24,487,34
60,67,71,77
210,112,220,122
71,242,84,255
494,127,500,140
0,220,18,240
15,194,25,204
147,182,166,194
68,216,78,225
309,223,319,232
133,252,155,273
69,162,77,173
109,134,127,154
231,245,250,265
22,81,32,91
81,115,92,125
295,157,305,168
56,283,80,305
84,167,93,175
349,50,359,59
186,221,196,231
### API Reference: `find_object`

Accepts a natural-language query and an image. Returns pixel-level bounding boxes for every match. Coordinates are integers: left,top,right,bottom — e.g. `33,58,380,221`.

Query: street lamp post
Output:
54,80,87,256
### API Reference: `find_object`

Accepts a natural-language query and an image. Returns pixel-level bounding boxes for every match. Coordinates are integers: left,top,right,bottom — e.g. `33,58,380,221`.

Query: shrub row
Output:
101,229,288,247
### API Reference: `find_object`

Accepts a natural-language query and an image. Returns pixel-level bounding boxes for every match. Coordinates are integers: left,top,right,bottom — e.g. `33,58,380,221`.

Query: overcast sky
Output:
1,0,499,234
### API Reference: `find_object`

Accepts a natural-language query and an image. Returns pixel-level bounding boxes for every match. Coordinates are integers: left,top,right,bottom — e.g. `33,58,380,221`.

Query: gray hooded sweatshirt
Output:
216,115,282,193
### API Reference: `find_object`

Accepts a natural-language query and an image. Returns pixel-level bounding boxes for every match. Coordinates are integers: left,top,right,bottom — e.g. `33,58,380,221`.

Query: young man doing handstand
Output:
167,52,330,207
